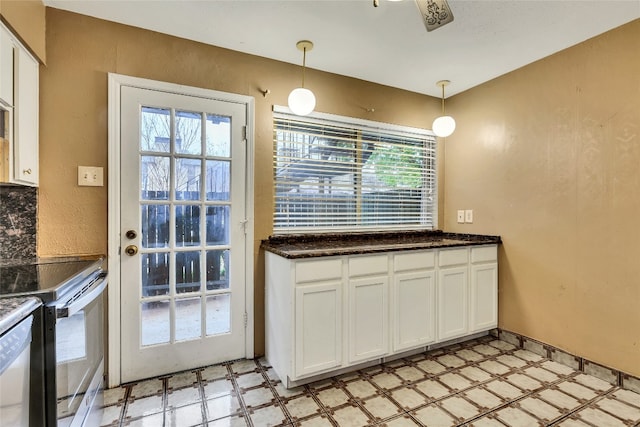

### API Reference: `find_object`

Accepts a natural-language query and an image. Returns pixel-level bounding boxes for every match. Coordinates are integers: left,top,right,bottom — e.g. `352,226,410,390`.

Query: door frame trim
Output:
107,73,255,388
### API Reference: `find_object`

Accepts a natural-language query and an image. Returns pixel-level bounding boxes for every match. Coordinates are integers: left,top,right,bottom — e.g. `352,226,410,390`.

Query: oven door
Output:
54,273,107,427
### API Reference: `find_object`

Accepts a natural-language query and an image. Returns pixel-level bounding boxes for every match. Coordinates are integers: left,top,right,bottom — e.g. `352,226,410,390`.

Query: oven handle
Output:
57,274,108,318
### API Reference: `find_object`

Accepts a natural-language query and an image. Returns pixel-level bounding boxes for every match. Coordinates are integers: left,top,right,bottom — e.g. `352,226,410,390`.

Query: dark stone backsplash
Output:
0,186,37,261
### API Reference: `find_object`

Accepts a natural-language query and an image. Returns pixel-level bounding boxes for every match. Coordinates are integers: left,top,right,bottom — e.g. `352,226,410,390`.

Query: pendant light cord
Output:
441,82,445,114
301,47,307,88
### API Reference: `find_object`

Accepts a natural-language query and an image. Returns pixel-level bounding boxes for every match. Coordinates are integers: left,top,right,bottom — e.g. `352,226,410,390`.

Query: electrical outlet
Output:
465,209,473,223
78,166,104,187
457,210,465,224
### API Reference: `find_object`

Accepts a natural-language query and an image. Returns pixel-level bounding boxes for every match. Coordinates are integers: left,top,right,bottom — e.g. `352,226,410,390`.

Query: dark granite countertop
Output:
261,230,501,259
0,296,41,336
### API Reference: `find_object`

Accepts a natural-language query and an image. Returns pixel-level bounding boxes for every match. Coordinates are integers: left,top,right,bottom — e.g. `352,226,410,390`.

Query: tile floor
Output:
99,336,640,427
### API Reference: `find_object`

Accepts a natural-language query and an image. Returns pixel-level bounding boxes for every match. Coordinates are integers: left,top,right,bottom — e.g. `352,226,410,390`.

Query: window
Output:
273,107,437,233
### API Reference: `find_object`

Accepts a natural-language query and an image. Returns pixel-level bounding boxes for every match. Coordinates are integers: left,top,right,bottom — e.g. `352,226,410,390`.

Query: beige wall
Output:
39,9,441,355
445,19,640,376
0,0,46,62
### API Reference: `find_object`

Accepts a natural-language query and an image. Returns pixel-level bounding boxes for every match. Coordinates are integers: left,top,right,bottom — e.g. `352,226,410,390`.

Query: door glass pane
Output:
176,110,202,155
206,114,231,157
141,300,170,346
141,205,169,248
206,250,229,291
176,297,202,341
206,160,230,201
176,251,200,294
141,107,170,153
206,294,231,336
206,206,229,246
141,156,170,200
176,158,201,200
141,253,170,297
175,205,200,247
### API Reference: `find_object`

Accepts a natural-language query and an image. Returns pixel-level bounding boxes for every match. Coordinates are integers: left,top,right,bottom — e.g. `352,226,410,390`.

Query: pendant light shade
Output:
432,80,456,138
288,40,316,116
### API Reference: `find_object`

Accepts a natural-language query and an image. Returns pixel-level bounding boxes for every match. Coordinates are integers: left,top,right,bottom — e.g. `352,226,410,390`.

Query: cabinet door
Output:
295,281,342,378
470,263,498,332
394,270,436,352
437,266,468,341
13,45,38,186
0,25,13,107
348,275,389,363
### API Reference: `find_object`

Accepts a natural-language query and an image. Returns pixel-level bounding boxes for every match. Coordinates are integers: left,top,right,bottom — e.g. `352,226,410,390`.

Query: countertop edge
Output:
0,297,41,336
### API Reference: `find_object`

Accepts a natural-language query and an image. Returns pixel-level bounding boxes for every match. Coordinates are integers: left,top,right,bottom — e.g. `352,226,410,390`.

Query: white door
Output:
119,86,247,383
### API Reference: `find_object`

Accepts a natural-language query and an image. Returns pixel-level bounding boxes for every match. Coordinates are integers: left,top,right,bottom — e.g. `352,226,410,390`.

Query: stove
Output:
0,258,107,427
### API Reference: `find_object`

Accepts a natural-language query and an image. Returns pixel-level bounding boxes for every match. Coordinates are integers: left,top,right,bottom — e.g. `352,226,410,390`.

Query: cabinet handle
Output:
23,168,32,175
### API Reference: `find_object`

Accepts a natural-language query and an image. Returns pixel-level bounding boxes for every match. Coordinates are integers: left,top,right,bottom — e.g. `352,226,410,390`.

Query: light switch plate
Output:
457,210,465,224
78,166,104,187
465,209,473,223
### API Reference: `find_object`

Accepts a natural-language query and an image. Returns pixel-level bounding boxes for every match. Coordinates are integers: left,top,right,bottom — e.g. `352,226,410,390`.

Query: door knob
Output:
125,230,137,239
125,245,138,256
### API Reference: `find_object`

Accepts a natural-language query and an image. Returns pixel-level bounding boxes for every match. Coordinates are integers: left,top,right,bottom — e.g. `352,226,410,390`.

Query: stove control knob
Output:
125,245,138,256
126,230,137,239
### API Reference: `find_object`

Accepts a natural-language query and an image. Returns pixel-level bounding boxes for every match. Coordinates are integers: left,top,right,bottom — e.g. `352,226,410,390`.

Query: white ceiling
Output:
43,0,640,98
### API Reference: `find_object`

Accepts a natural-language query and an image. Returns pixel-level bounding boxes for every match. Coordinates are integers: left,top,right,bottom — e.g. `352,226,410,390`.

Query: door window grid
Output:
138,106,232,345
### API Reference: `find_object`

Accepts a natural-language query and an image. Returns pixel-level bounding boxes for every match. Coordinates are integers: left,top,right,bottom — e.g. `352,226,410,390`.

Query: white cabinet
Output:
393,251,436,352
0,23,38,186
470,246,498,332
265,244,498,387
437,248,469,341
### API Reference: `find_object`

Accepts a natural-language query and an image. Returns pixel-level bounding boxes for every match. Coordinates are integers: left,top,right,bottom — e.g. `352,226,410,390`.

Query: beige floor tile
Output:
330,405,371,427
99,404,124,426
573,407,626,427
537,389,581,410
488,340,516,352
394,366,427,383
415,359,447,375
284,395,322,420
383,415,421,426
316,387,350,408
165,401,204,427
556,381,599,401
229,359,259,374
596,397,640,422
539,360,576,376
370,372,404,390
201,365,229,382
472,344,501,356
412,404,457,427
390,387,429,410
477,360,511,375
203,378,235,399
247,404,289,427
235,372,266,389
612,388,640,408
504,373,542,391
467,416,506,427
103,387,127,407
125,395,165,419
205,394,241,420
206,414,249,426
437,372,473,391
274,382,306,399
439,396,481,420
484,380,525,400
459,366,492,383
167,385,202,408
495,355,528,369
463,388,504,409
167,371,199,389
437,354,466,368
522,366,560,384
361,395,403,419
456,349,486,362
241,385,276,408
554,419,591,427
414,379,450,399
122,412,165,426
345,379,378,399
516,397,562,422
574,373,614,392
129,379,164,399
513,349,544,363
295,414,334,426
495,406,543,427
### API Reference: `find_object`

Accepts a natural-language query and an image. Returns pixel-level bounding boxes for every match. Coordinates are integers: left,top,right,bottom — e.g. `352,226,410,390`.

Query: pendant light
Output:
432,80,456,138
288,40,316,116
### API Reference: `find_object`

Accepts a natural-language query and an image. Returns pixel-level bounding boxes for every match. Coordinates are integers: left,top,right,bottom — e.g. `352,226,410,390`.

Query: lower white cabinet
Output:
265,244,498,387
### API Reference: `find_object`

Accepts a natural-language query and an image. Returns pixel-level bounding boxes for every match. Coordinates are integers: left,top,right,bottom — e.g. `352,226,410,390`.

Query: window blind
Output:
273,107,437,233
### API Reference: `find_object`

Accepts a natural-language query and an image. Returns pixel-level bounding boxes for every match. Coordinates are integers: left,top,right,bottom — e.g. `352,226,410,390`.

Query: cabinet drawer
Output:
349,255,388,277
438,248,468,267
471,245,497,263
394,251,435,272
295,258,342,283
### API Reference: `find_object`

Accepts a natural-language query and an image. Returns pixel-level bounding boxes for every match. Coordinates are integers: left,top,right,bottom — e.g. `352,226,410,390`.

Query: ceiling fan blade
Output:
415,0,454,32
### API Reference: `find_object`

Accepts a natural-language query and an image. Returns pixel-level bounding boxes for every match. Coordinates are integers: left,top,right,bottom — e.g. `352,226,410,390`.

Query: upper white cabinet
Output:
0,23,39,186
